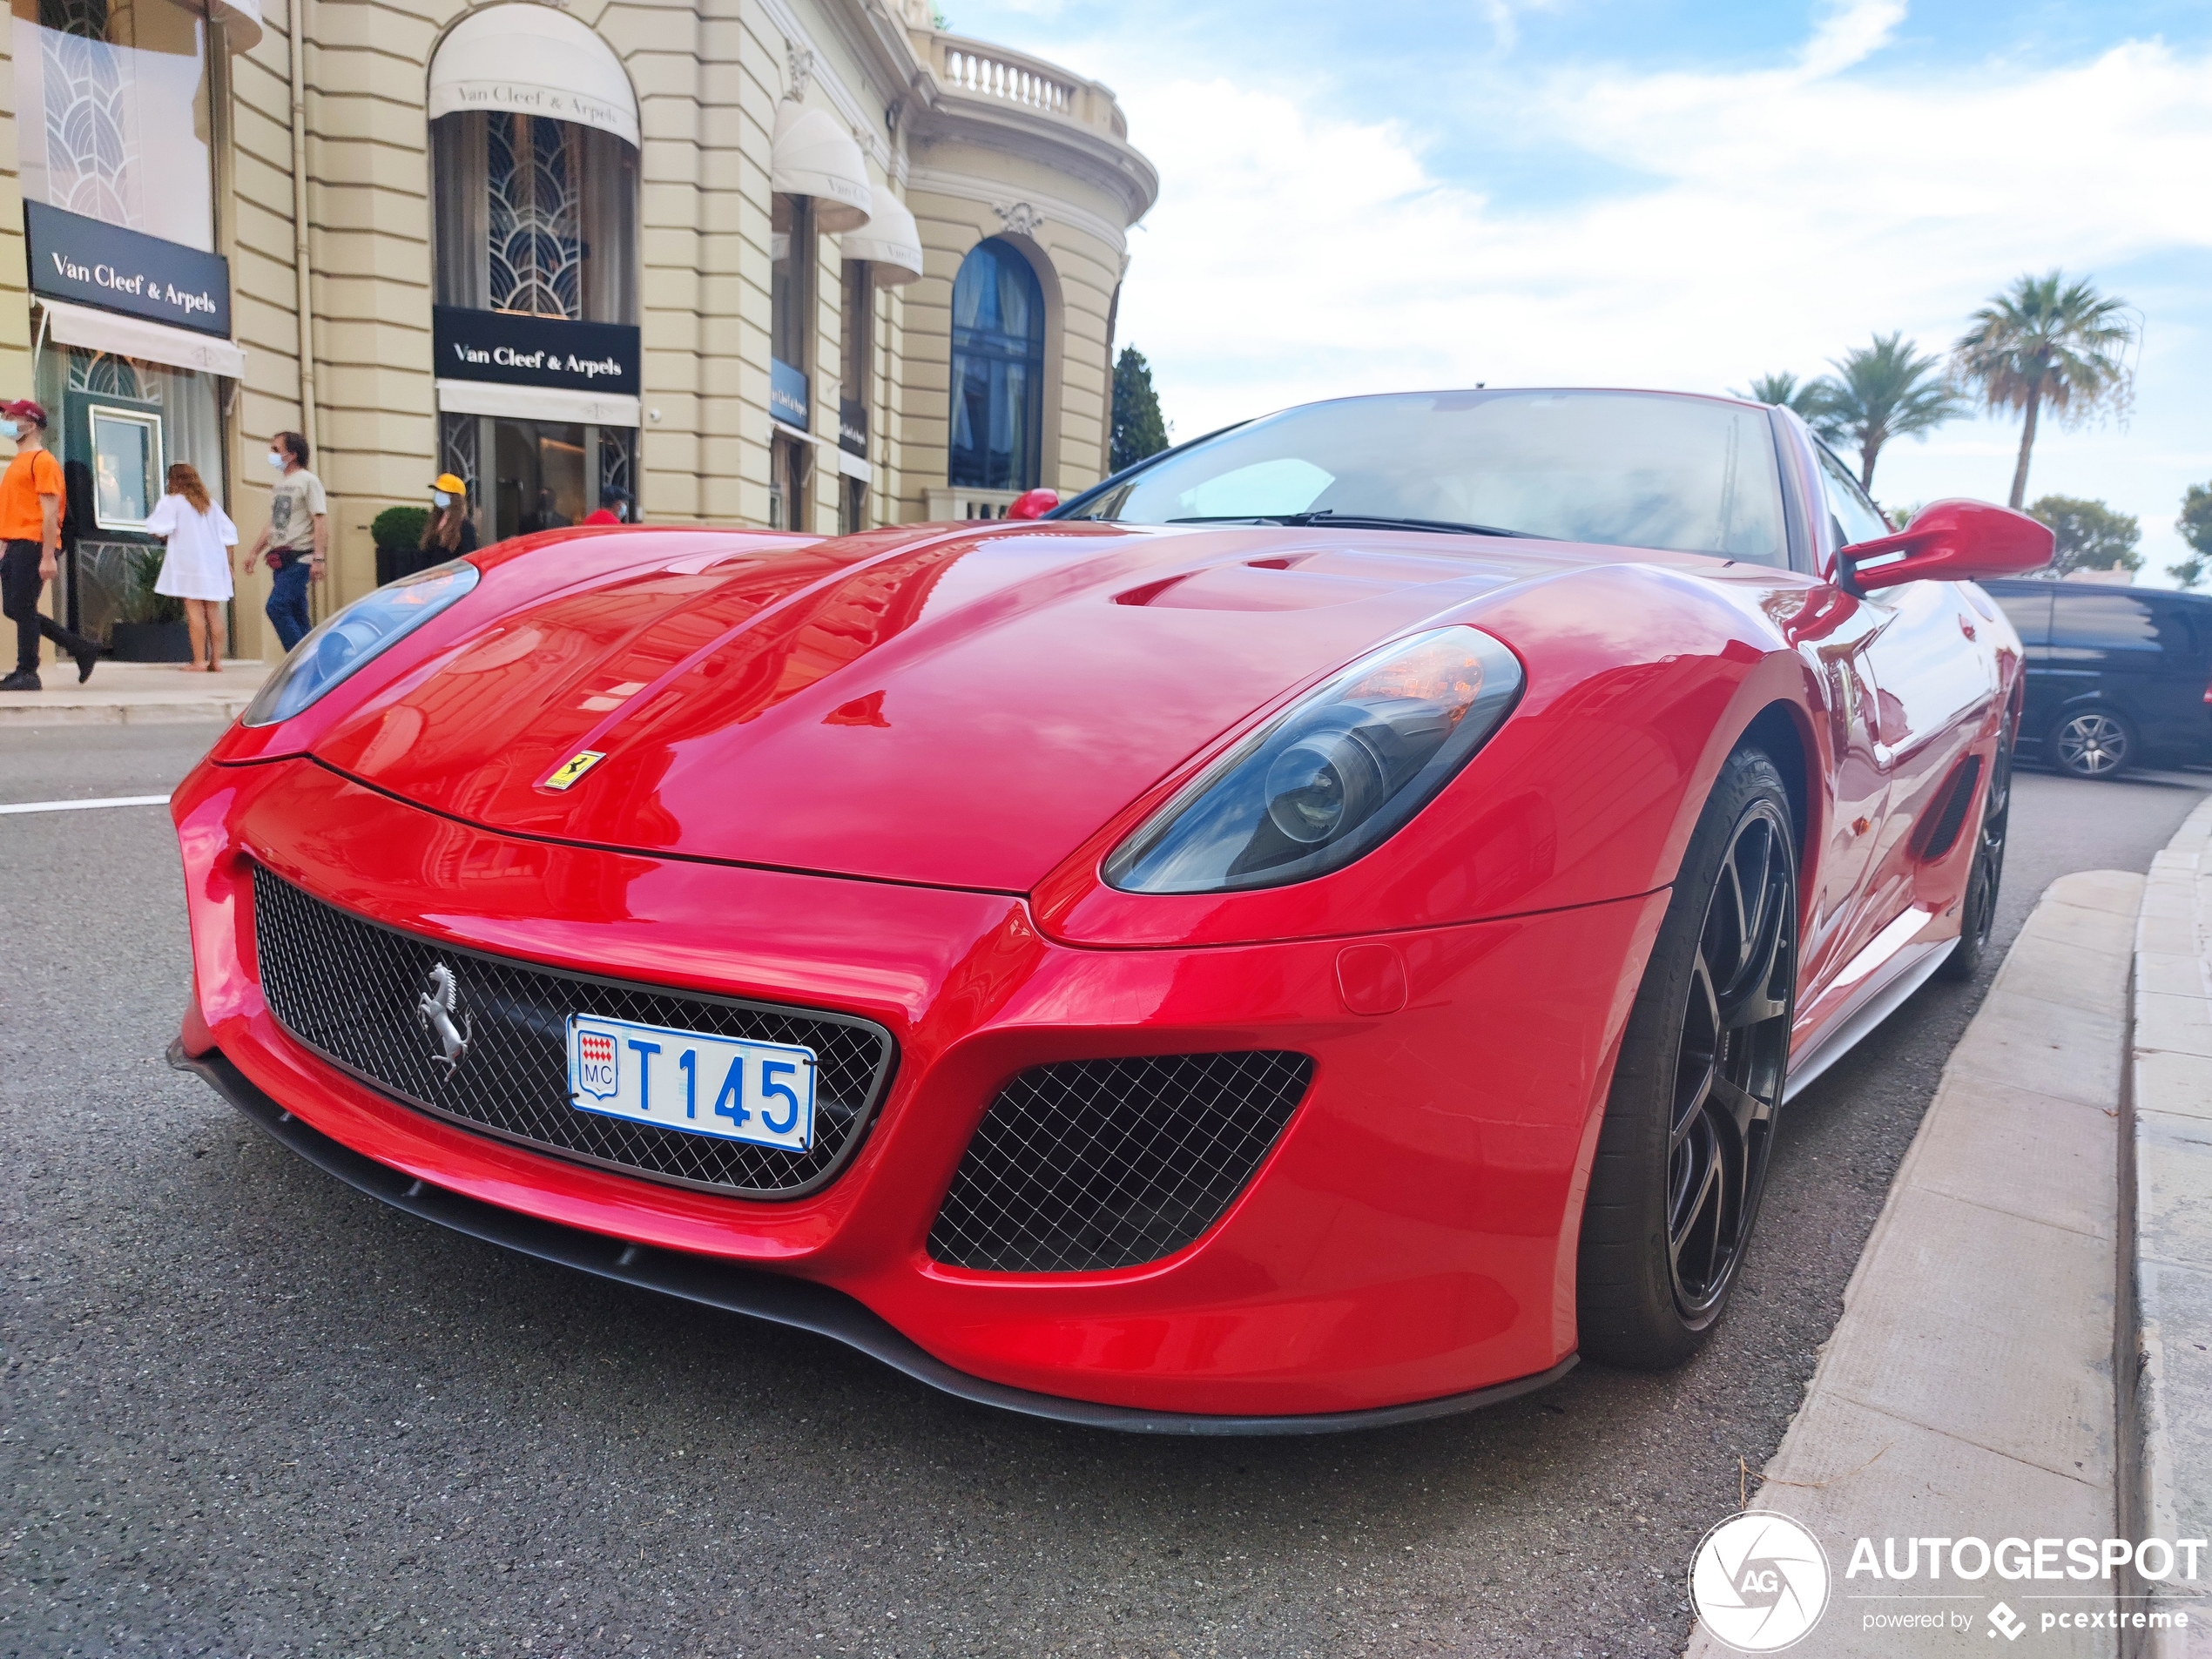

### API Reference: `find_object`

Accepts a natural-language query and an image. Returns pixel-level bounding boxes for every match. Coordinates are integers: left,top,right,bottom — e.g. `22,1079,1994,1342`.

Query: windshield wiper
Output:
1163,510,1534,537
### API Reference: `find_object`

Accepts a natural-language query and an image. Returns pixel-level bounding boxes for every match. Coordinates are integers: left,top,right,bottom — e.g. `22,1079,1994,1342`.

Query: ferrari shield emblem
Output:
543,750,606,791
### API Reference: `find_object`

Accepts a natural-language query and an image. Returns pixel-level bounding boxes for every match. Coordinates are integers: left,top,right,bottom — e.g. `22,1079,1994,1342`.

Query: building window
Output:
772,194,814,376
840,259,873,406
948,238,1045,492
10,0,215,249
431,111,637,325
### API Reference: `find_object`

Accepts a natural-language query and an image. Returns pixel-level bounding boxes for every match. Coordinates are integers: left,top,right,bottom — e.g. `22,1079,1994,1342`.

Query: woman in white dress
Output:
145,463,239,672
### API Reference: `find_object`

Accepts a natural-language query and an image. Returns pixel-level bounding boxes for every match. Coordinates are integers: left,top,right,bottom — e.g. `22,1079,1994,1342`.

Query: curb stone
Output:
0,658,268,726
1685,871,2141,1659
2125,797,2212,1659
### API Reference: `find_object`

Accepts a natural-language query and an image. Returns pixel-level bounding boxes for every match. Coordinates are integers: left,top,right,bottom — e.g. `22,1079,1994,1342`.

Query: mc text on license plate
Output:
566,1015,817,1151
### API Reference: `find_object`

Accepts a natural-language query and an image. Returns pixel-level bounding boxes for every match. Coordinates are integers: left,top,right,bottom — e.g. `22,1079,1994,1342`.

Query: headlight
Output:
1104,626,1523,894
242,561,480,726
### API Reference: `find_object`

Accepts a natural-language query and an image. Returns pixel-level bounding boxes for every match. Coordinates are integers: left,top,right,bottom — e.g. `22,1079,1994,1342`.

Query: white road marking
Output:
0,793,172,816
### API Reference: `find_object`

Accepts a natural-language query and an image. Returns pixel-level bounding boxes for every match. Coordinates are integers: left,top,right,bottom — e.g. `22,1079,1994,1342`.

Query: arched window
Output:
428,5,640,543
948,238,1044,491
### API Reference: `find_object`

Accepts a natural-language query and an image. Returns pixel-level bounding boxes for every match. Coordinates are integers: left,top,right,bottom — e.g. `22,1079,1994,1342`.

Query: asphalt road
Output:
3,723,2204,1659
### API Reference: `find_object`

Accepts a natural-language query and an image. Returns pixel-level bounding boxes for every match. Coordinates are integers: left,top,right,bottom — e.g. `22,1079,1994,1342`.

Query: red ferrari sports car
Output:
170,388,2053,1432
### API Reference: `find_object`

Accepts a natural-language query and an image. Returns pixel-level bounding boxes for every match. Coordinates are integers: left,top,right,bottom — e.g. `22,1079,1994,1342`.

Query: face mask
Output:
267,451,287,470
0,421,18,441
431,490,453,508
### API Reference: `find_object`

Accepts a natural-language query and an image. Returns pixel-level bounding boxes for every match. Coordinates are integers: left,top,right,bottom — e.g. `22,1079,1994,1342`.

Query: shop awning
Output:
166,0,261,50
40,300,244,378
840,191,922,286
771,102,872,233
436,379,642,428
429,4,640,149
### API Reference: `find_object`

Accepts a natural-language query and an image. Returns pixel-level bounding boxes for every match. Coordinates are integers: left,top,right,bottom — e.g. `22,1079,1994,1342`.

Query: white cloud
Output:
1092,17,2212,572
1797,0,1906,77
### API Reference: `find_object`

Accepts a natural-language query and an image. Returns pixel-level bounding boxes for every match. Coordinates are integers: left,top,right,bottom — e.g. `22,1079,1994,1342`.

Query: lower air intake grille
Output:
250,866,894,1198
927,1051,1315,1273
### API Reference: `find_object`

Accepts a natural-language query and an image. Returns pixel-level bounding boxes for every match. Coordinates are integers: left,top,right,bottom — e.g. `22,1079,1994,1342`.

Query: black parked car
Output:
1982,579,2212,779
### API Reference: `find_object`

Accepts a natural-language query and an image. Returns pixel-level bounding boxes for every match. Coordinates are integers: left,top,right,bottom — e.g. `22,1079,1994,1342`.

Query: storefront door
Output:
58,385,165,644
441,413,637,546
492,418,588,539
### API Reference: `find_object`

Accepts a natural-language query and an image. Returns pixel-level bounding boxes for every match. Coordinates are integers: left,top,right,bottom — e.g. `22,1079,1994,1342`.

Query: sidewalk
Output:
1686,799,2212,1658
0,658,271,725
2129,798,2212,1655
1687,870,2142,1659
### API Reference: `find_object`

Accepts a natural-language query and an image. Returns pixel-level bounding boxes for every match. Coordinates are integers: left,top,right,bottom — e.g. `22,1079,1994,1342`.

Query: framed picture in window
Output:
89,405,164,532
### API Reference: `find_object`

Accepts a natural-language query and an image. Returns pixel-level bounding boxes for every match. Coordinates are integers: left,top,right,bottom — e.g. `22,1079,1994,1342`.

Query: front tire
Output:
1940,723,2014,982
2050,705,2134,779
1576,747,1798,1369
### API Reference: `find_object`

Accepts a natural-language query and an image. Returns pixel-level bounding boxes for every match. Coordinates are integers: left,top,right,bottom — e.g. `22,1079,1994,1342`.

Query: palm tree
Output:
1736,371,1842,441
1952,272,2135,509
1814,334,1962,492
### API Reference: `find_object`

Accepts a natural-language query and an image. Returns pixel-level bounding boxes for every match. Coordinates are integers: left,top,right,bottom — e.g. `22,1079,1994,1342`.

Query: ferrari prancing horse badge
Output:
543,750,607,791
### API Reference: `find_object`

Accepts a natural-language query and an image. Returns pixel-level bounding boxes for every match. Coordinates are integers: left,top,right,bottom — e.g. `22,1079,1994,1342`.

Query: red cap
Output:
2,399,48,428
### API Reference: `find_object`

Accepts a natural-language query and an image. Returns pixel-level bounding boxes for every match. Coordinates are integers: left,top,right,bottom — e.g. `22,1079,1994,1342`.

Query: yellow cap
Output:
430,473,467,496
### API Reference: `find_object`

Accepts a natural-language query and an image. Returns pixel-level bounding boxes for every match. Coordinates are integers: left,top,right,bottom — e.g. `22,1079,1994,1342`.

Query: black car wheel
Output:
2050,706,2134,779
1576,747,1797,1368
1941,722,2014,982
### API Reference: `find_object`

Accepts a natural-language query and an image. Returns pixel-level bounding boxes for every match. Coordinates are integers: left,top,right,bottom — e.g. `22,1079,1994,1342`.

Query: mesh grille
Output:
927,1051,1315,1273
250,867,895,1198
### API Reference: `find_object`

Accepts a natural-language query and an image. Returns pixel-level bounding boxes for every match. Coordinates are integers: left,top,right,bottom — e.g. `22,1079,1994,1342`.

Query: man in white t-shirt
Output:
243,430,327,651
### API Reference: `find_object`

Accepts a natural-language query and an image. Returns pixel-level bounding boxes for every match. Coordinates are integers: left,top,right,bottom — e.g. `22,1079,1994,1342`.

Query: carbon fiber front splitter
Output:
171,1040,1577,1435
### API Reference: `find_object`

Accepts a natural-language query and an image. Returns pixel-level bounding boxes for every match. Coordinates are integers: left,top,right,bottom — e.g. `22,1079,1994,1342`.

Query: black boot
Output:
72,643,96,683
0,669,40,691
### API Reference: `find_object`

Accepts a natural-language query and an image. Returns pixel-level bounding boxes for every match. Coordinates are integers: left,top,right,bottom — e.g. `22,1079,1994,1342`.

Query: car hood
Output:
313,522,1618,891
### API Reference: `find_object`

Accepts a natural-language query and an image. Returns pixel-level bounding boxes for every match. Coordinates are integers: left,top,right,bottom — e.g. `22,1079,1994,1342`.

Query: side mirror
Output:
1838,498,2054,593
1007,488,1060,521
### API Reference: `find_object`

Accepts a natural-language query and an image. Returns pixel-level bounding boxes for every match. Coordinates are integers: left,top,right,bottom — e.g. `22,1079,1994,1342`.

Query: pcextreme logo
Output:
1690,1512,1831,1653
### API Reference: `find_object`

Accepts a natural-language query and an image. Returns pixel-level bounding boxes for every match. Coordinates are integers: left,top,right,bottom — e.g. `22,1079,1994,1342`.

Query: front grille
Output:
250,867,895,1198
927,1051,1315,1273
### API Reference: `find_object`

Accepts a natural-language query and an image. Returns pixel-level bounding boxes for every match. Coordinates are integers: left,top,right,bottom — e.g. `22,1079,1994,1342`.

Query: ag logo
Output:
1689,1511,1831,1653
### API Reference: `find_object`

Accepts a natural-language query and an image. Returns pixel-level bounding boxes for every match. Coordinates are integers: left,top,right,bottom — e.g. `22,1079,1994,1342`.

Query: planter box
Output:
109,621,194,662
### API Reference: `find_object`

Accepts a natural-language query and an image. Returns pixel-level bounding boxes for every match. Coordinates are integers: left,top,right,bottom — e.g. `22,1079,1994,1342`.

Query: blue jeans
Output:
266,560,313,651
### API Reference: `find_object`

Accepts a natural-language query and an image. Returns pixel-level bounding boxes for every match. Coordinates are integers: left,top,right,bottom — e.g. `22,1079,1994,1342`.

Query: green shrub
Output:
120,544,184,625
371,505,429,551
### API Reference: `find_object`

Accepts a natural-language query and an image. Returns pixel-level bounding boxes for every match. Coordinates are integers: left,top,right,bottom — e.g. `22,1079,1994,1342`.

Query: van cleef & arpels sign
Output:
434,307,642,396
25,202,233,338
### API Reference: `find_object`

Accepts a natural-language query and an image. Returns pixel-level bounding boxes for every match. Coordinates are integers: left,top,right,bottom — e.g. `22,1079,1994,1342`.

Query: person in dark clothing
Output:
419,473,481,569
0,398,98,691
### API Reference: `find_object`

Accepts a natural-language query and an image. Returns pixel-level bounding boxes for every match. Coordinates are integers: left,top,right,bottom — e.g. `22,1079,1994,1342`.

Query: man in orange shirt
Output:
0,398,98,690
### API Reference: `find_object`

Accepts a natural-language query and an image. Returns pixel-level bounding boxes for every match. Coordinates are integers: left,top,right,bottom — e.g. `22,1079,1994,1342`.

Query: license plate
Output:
566,1014,818,1151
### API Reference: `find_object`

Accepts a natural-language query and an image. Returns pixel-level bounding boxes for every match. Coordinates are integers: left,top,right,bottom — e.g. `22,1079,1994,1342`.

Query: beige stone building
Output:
0,0,1154,659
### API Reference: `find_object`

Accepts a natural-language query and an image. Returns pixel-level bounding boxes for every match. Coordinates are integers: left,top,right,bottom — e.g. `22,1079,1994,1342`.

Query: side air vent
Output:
1916,754,1985,862
927,1051,1315,1273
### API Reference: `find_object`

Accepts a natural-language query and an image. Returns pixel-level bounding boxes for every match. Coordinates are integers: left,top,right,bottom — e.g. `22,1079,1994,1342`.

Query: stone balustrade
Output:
924,35,1126,136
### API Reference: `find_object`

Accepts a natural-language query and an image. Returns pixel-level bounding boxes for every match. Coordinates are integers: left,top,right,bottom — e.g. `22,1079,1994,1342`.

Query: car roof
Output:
1264,386,1771,416
1981,577,2212,608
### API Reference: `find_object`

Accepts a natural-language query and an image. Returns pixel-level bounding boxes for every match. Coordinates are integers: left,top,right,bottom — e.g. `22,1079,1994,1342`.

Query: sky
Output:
941,0,2212,583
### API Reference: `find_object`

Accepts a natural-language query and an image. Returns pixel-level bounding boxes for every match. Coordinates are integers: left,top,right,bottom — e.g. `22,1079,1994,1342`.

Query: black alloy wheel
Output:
2052,706,2133,780
1577,747,1798,1368
1941,719,2014,982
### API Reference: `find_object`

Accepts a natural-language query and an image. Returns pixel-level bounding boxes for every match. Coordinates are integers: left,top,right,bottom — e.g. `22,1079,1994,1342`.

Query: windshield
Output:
1067,389,1789,563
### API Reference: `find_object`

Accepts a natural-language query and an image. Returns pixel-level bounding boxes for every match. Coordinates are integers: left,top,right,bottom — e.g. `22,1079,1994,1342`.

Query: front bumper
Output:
174,755,1666,1420
173,1040,1575,1434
